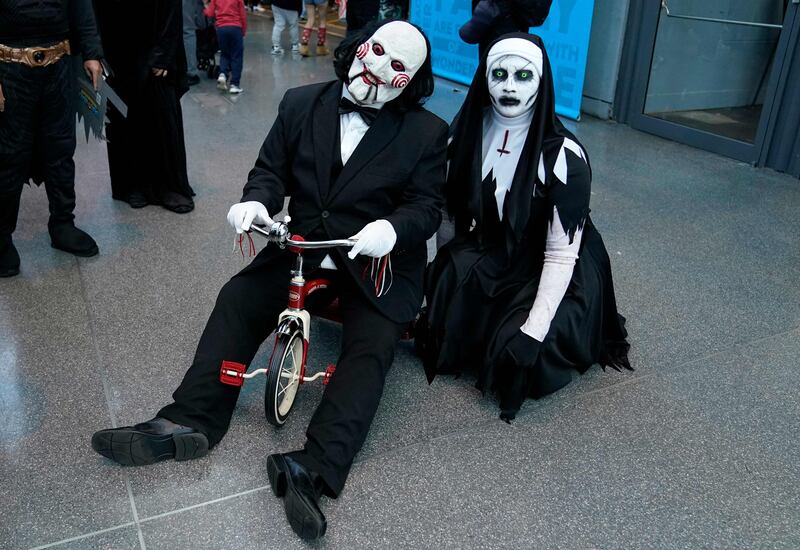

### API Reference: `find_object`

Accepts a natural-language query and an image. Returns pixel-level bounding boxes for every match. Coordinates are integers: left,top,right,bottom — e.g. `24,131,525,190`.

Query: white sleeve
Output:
519,206,582,342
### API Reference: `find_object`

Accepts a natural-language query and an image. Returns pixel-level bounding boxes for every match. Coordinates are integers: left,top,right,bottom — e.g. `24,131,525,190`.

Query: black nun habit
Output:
420,33,631,420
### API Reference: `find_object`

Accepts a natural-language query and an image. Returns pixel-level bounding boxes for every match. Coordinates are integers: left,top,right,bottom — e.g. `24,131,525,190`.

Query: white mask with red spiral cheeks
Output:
346,21,427,106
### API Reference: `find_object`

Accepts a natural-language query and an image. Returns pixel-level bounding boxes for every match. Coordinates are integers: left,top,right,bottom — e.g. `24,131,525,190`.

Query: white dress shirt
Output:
320,86,382,269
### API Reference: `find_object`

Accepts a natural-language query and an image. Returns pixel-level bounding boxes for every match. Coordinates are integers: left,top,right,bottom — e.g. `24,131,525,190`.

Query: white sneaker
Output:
217,73,227,90
291,43,300,53
271,45,284,55
229,85,243,94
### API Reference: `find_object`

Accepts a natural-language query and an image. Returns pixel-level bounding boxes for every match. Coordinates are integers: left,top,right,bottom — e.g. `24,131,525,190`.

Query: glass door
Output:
627,0,795,162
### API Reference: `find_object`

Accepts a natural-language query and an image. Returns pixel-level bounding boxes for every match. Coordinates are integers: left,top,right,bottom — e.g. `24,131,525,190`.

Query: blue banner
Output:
536,0,595,120
409,0,478,86
409,0,595,120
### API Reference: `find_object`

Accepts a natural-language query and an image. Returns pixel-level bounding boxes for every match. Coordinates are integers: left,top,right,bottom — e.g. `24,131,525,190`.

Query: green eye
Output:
491,68,508,81
516,70,532,81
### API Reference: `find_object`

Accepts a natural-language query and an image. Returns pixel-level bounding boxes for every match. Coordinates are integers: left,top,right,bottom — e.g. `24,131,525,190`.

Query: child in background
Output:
203,0,247,93
271,0,303,54
298,0,329,57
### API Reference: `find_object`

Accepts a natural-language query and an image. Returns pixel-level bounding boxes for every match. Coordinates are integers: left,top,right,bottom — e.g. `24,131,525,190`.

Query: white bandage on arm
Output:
520,206,582,342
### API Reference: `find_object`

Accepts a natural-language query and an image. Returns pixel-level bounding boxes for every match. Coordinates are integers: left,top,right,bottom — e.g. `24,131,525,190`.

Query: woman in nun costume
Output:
420,34,632,421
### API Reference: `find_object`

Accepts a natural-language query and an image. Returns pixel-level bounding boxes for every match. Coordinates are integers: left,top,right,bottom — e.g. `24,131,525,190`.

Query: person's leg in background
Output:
287,8,300,53
183,0,200,85
216,26,232,90
0,183,23,277
41,58,98,257
299,2,316,56
315,0,329,56
0,62,36,277
272,6,288,54
228,26,244,92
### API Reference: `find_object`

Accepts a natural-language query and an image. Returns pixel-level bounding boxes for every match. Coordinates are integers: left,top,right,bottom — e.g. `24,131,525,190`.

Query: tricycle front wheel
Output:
264,328,304,427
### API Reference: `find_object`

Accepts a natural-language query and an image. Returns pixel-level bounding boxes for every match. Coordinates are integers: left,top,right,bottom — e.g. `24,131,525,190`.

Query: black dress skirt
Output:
421,181,630,417
95,0,195,211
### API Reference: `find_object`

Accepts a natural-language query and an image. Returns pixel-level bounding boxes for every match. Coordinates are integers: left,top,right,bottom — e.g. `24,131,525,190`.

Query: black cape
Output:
94,0,194,208
419,33,631,417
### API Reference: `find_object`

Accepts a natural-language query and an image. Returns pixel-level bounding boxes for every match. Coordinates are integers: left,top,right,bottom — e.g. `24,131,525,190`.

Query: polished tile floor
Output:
2,17,799,550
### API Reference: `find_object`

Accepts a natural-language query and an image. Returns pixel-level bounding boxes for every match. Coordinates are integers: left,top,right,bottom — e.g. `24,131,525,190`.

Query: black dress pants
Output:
158,250,404,496
0,56,78,228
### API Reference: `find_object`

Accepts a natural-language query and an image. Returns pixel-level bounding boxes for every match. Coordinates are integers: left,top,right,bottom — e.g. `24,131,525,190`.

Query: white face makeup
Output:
487,54,541,118
346,21,427,106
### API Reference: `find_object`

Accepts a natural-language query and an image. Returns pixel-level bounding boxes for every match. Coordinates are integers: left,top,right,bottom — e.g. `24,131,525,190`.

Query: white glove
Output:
348,219,397,259
226,201,273,234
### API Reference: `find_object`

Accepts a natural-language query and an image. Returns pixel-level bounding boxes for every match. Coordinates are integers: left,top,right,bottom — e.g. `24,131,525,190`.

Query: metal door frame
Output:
616,0,799,164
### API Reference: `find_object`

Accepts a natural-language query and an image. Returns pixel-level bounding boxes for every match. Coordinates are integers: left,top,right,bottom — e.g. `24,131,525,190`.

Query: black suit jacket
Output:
240,80,448,324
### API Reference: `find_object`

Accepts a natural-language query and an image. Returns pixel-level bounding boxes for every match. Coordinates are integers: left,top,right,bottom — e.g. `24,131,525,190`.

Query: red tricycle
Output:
218,218,378,426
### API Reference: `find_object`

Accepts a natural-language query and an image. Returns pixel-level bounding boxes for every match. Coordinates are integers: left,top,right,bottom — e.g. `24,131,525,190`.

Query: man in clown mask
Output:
421,34,632,421
90,20,446,540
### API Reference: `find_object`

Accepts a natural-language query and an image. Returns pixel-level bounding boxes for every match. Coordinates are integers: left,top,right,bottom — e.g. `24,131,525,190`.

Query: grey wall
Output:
581,0,631,119
644,0,784,114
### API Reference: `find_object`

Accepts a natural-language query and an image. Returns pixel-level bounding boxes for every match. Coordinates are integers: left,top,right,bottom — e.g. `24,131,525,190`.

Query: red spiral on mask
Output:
391,74,410,88
356,42,369,60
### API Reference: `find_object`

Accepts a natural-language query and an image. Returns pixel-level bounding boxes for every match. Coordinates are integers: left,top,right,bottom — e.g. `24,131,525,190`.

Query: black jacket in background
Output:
271,0,302,14
0,0,103,59
472,0,553,58
241,81,448,324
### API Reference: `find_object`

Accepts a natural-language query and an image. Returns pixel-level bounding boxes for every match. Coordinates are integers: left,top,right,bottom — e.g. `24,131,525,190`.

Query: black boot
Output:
0,236,20,277
267,454,327,540
91,417,209,466
49,222,99,257
0,186,22,277
43,164,99,256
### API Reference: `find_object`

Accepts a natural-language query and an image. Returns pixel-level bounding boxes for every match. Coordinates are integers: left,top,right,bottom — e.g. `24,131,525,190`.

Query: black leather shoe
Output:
91,417,209,466
49,223,99,257
267,454,327,540
187,73,201,86
0,236,20,277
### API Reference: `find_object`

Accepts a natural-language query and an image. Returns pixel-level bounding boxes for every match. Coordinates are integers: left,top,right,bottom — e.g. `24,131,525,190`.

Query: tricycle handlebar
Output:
249,220,357,249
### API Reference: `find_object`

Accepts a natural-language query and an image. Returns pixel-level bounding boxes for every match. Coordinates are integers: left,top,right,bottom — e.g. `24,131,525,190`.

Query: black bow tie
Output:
338,97,380,126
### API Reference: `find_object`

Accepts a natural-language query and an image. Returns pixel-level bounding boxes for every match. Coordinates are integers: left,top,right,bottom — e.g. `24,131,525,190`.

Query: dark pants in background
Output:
0,55,78,239
346,0,380,35
216,25,244,86
158,251,404,497
183,0,202,76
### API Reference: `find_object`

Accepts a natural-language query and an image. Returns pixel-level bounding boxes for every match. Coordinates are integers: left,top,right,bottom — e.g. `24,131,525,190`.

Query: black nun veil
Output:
421,33,631,419
447,32,589,253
